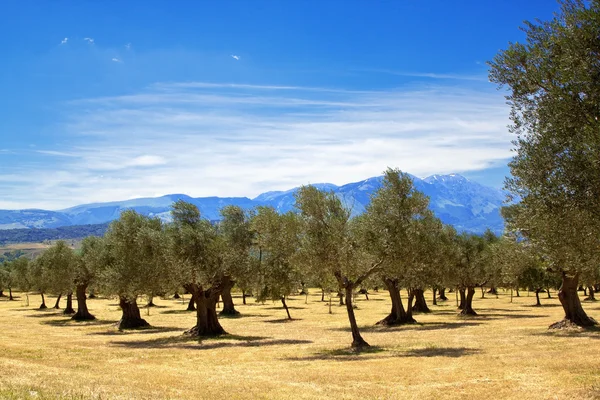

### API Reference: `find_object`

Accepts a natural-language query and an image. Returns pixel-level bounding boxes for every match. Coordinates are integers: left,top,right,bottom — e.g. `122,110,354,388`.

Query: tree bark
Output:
458,288,466,310
118,296,149,329
460,286,477,316
8,288,14,301
39,293,47,309
432,287,437,306
411,288,430,313
480,286,486,299
438,288,448,301
585,286,596,301
338,290,345,306
535,289,542,306
242,290,247,305
186,284,226,336
547,287,552,298
282,296,292,320
345,285,369,348
550,273,597,328
173,293,180,299
321,289,325,302
220,277,239,315
63,292,75,314
53,293,62,309
146,295,155,307
72,284,95,320
487,286,498,295
377,278,416,325
516,288,520,297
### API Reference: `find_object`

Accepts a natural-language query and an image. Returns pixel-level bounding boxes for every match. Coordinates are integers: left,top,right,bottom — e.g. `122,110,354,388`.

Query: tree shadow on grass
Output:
41,318,115,327
263,318,301,323
26,311,65,318
482,313,547,319
160,309,196,315
522,303,562,308
329,321,482,334
403,347,481,358
533,324,600,339
110,333,312,350
263,306,306,310
91,326,183,336
287,346,387,361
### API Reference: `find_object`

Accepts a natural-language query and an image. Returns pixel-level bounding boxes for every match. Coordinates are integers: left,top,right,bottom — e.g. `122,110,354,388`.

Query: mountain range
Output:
0,173,508,234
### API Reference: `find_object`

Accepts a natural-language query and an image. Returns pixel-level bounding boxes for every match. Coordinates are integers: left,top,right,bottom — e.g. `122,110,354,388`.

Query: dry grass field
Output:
0,289,599,400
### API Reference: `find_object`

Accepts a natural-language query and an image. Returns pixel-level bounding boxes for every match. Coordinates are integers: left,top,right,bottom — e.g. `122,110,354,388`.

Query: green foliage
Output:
101,210,171,301
252,207,301,302
34,241,77,295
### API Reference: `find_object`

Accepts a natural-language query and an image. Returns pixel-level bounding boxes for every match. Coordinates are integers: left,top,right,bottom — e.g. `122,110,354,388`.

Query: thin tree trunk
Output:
460,287,477,316
53,293,62,309
432,287,437,306
242,290,247,305
63,292,75,314
516,288,520,297
411,288,430,313
438,288,447,301
173,293,180,299
547,287,552,298
146,295,155,307
321,289,325,302
282,296,292,320
8,288,14,301
118,296,149,329
345,285,369,348
220,277,239,315
458,288,466,310
377,278,415,325
184,284,196,311
549,273,597,328
585,286,596,301
72,284,95,320
535,289,542,306
338,290,345,306
480,286,485,299
88,289,96,299
39,293,47,309
487,286,498,295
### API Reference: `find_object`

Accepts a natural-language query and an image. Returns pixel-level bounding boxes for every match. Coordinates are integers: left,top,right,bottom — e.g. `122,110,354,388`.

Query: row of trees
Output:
2,168,589,348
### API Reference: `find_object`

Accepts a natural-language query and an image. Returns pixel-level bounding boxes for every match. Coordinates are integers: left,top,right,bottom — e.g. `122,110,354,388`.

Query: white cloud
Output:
60,38,68,45
231,55,240,60
0,81,512,209
125,43,132,50
84,37,94,44
111,57,122,63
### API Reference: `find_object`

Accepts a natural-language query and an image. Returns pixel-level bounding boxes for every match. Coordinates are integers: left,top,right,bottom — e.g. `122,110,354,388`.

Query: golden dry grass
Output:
0,289,599,399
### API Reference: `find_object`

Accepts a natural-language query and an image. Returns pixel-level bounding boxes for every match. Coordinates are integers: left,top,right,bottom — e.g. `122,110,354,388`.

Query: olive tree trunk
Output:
281,296,292,320
458,288,466,310
345,285,368,348
550,273,597,328
377,278,416,325
460,286,477,316
118,296,149,329
535,289,542,306
53,294,62,309
72,284,95,320
186,284,226,336
63,292,75,314
411,288,430,313
39,293,47,310
438,288,448,301
220,277,239,316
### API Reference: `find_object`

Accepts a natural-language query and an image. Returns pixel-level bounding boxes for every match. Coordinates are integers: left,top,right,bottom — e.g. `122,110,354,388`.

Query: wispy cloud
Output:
60,37,68,45
111,57,122,63
231,55,240,61
1,81,511,209
84,37,95,44
363,68,488,82
125,43,132,50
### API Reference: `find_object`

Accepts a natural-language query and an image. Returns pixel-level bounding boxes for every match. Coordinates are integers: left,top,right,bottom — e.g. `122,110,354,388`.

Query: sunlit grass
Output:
1,289,599,399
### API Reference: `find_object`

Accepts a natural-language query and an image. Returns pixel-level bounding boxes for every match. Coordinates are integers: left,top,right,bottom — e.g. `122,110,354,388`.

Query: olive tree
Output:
101,210,170,329
35,241,78,314
489,0,600,327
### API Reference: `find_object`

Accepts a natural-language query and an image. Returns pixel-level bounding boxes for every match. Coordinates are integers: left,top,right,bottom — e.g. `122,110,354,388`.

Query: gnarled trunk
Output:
53,294,62,309
63,292,75,314
550,273,597,328
186,284,226,336
72,284,95,320
377,278,416,325
345,285,368,348
460,286,477,316
282,296,292,320
118,296,149,329
487,286,498,295
411,288,430,313
220,277,239,316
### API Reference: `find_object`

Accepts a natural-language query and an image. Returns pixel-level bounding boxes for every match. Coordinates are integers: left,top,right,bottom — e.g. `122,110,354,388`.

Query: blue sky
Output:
0,1,559,210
